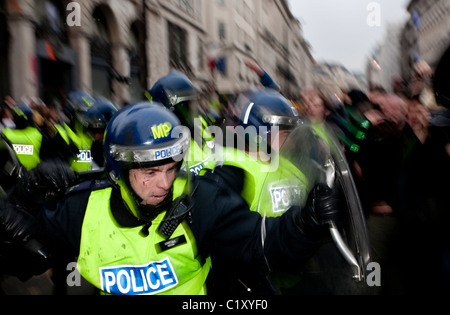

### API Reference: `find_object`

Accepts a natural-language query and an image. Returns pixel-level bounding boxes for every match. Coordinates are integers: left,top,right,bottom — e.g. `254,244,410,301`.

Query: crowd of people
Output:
299,60,450,295
0,56,449,296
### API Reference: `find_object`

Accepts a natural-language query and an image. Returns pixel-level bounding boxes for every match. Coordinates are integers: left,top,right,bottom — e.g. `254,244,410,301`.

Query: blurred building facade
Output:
404,0,450,72
0,0,315,107
203,0,315,100
367,23,403,92
314,62,368,105
367,0,450,91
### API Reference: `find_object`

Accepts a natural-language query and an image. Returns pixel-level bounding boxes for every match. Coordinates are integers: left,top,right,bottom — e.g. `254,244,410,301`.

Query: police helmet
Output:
148,71,199,130
67,90,95,112
12,103,34,129
104,102,190,220
66,90,96,125
237,89,302,148
79,97,119,131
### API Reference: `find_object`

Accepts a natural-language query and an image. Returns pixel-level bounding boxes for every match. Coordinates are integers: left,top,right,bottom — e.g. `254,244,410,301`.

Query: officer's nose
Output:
157,172,173,191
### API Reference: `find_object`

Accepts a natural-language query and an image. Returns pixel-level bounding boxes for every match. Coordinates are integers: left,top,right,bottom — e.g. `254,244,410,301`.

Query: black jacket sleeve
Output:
38,185,92,257
190,166,319,272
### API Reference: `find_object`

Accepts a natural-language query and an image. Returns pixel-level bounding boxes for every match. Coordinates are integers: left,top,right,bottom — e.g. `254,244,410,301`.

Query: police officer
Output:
63,91,119,172
1,103,78,172
148,71,216,177
0,101,340,295
1,104,42,171
76,97,119,169
202,88,335,294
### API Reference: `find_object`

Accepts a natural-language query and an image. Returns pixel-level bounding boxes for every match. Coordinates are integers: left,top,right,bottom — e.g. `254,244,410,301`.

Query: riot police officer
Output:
148,70,217,176
1,104,42,171
63,91,119,172
76,97,119,169
0,101,340,295
202,88,336,294
1,103,79,172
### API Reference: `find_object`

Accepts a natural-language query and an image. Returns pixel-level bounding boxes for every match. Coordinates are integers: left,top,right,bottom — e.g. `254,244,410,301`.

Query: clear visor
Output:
262,115,302,127
166,90,199,107
109,131,190,164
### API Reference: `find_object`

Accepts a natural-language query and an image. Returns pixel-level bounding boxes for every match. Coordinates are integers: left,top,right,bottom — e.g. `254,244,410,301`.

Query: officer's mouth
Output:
149,193,168,203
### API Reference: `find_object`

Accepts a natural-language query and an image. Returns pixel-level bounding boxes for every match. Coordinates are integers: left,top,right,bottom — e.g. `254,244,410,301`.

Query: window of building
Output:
168,22,190,73
90,7,112,98
218,22,226,41
128,22,145,104
198,36,204,71
176,0,201,19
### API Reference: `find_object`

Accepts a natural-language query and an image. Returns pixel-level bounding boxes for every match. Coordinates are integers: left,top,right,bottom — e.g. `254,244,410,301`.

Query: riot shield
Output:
257,122,373,295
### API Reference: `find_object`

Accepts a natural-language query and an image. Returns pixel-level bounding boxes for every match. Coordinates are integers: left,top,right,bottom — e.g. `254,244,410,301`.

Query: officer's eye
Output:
168,165,178,173
143,170,156,177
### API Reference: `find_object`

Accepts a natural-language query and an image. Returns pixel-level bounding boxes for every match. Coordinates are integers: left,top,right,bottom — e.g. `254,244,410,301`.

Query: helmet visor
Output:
109,130,190,165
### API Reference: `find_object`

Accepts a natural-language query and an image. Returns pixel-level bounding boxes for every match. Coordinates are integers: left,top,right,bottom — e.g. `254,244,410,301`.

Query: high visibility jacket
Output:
184,115,216,176
77,179,211,295
185,139,215,176
203,147,309,217
64,124,94,172
2,127,42,170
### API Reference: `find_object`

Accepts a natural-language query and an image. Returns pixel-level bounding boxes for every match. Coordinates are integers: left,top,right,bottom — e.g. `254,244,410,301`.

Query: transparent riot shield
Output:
257,122,374,295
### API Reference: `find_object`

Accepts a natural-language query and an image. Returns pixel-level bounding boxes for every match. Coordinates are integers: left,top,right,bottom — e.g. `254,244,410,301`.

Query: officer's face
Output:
271,129,292,152
129,161,178,206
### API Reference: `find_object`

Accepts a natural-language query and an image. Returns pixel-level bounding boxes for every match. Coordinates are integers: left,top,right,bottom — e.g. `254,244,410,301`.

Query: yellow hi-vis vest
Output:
64,124,94,172
77,183,211,295
2,127,42,170
202,147,309,217
185,138,215,176
200,147,267,211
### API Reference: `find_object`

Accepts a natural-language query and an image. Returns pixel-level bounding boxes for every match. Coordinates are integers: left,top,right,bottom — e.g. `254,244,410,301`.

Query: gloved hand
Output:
0,201,51,280
12,159,77,207
293,183,341,238
0,200,39,243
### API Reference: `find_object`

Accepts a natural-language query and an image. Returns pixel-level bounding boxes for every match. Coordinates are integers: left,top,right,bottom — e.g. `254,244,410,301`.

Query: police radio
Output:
158,194,191,239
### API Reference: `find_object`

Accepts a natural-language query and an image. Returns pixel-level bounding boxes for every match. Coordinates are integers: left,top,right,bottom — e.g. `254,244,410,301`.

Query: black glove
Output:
0,201,51,280
0,200,40,243
12,159,77,208
293,183,341,238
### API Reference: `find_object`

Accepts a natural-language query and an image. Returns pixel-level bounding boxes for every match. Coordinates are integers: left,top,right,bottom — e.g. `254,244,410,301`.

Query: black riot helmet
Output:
66,90,96,129
148,70,200,132
11,103,35,129
79,97,119,132
236,88,302,150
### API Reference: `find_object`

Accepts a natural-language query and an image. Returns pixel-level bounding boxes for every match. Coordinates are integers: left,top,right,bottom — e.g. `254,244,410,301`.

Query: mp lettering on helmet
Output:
152,123,173,140
100,258,179,295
